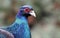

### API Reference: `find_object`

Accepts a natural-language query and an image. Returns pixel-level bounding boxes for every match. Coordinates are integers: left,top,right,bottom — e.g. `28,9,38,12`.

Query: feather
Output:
0,5,33,38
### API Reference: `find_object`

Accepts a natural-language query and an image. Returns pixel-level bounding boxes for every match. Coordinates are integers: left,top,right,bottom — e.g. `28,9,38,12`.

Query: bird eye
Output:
24,8,31,13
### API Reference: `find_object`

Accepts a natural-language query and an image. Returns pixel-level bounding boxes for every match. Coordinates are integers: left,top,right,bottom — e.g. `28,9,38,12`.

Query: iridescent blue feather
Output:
0,5,32,38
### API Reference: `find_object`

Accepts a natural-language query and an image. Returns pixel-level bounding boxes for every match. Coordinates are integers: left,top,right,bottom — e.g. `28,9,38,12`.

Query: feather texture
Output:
0,5,33,38
0,16,31,38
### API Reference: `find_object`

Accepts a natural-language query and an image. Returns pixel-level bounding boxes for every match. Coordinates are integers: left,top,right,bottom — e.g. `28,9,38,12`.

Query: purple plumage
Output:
0,5,36,38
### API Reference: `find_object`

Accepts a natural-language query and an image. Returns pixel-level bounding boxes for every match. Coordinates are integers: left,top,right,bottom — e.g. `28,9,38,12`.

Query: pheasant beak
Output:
29,10,36,17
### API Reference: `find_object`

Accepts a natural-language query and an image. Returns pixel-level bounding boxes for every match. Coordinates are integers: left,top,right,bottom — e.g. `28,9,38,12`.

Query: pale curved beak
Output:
29,10,36,17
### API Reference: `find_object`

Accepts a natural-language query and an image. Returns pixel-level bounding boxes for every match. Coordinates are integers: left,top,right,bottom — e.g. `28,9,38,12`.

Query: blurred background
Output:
0,0,60,38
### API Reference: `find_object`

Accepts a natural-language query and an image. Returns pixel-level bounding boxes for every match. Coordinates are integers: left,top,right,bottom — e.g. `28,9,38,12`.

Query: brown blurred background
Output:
0,0,60,38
